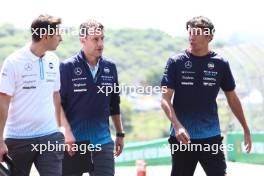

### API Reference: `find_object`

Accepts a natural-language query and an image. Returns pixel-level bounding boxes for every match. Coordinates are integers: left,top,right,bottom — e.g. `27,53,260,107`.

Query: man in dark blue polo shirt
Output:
60,19,124,176
161,16,252,176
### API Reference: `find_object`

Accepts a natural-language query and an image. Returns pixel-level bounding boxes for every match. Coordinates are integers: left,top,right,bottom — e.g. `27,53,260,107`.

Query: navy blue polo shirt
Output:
60,50,120,144
161,50,235,139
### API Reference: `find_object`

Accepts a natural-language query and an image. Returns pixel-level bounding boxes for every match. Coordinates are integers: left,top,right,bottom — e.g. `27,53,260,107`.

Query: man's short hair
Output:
186,16,215,35
31,14,61,42
79,19,104,38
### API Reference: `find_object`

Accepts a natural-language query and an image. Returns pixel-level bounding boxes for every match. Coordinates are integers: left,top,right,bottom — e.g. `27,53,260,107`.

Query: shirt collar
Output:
87,60,100,71
24,43,46,62
79,50,103,68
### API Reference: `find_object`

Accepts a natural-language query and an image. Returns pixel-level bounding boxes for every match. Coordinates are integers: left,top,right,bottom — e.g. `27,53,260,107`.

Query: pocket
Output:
206,135,223,145
57,132,65,141
5,138,34,151
48,133,65,160
43,132,65,146
168,136,179,144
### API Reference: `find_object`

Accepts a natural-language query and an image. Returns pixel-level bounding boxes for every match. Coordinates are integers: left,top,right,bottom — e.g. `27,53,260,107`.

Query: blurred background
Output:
0,0,263,175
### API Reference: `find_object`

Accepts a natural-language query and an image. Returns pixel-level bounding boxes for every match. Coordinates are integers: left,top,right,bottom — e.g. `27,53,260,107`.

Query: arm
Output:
111,114,124,157
0,94,11,161
225,90,252,153
110,65,124,156
161,87,190,144
0,58,16,161
58,62,76,155
53,91,61,126
60,106,76,156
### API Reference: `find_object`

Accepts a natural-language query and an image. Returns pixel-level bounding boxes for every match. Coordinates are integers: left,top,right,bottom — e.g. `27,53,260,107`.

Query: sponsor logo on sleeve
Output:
1,68,8,76
103,67,110,74
49,62,54,69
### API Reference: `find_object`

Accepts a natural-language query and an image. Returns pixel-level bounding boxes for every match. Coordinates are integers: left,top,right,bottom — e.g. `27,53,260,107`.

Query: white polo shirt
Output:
0,44,60,139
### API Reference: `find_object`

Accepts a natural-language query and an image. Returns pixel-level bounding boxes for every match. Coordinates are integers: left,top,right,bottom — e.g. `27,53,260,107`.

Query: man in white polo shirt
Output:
0,15,64,176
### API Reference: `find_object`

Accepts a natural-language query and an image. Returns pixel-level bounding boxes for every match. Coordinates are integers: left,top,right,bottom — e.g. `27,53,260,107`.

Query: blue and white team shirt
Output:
60,50,120,145
161,50,236,139
0,44,60,139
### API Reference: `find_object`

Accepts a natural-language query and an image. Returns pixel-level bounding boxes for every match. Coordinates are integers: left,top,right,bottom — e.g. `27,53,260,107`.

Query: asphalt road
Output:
29,161,264,176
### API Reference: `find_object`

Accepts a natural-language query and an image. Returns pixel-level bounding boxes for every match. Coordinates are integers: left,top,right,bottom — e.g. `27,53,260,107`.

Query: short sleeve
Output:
220,60,236,91
50,54,61,92
0,59,16,96
53,62,61,91
59,62,69,108
161,58,177,89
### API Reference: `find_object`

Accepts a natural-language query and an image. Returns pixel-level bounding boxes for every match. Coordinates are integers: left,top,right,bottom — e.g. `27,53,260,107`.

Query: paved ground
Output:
28,161,264,176
114,162,264,176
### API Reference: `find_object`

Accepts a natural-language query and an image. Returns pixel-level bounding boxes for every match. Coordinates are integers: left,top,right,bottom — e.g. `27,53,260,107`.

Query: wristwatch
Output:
116,132,125,138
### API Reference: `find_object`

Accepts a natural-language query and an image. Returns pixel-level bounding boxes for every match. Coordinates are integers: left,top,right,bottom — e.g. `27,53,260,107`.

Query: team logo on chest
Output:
74,67,82,76
24,63,33,71
49,62,54,69
104,67,110,74
185,61,192,69
208,62,214,70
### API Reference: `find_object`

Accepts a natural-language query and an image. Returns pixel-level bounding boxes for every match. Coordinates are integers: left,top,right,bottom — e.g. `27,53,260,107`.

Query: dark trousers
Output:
169,135,227,176
5,132,64,176
63,142,114,176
